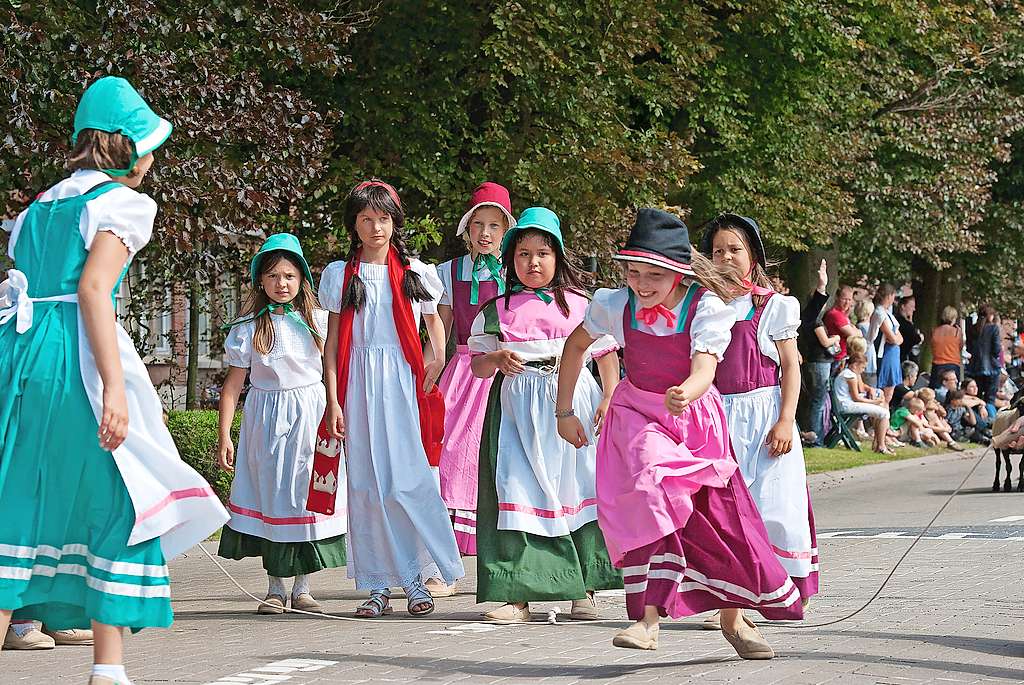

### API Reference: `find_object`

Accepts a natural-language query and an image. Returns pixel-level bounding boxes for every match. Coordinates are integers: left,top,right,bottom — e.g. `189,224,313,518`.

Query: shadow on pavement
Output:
808,628,1024,659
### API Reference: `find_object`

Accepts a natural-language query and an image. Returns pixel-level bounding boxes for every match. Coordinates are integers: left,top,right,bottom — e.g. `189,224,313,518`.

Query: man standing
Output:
799,260,840,446
822,285,861,366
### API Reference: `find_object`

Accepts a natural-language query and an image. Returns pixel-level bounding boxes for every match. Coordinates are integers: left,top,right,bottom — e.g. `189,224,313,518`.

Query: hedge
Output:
166,410,239,503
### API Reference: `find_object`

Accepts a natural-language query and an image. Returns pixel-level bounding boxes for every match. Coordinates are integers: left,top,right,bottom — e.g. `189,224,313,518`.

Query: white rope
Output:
197,446,992,630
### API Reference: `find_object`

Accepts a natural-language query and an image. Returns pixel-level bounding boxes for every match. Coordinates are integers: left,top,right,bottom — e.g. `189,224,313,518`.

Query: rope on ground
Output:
197,446,993,630
788,445,990,629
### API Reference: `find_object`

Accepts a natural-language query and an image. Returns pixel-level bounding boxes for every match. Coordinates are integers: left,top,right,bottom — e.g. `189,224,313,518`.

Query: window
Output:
118,261,173,359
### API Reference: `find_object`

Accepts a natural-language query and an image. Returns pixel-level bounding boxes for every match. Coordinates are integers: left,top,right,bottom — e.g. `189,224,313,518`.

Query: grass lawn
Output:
804,442,963,474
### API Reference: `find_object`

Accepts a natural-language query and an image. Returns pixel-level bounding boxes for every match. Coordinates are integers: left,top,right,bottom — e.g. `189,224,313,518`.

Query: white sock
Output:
92,664,132,684
292,574,311,598
10,620,37,637
268,576,287,597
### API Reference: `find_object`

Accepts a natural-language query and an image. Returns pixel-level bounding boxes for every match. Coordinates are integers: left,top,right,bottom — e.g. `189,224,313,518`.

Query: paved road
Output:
8,447,1024,684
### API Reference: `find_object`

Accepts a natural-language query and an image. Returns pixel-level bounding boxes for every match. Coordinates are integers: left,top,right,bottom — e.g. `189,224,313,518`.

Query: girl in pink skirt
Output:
429,183,515,594
556,209,803,657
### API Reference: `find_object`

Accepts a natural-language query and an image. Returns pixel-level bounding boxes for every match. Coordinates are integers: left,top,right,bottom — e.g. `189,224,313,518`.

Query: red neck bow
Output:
636,303,676,327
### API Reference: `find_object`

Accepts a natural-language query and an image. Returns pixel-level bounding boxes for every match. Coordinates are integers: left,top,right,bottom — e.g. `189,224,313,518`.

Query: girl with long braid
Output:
316,180,464,618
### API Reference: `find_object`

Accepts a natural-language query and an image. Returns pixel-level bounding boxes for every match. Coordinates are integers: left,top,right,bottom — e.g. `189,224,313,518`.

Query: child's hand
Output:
218,439,235,472
665,384,691,416
558,415,589,448
593,397,612,435
325,403,346,440
766,420,792,457
492,349,525,376
423,358,445,392
98,385,129,451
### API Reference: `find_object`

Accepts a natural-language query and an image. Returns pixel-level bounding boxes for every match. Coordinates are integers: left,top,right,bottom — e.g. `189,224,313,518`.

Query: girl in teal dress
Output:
0,77,228,685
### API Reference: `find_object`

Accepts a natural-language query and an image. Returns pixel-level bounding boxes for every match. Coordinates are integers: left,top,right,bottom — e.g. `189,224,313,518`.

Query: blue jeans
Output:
803,361,832,445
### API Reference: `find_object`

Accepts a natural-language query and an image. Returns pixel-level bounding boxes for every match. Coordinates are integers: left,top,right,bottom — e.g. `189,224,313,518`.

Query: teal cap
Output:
72,76,173,176
250,233,314,286
500,206,565,254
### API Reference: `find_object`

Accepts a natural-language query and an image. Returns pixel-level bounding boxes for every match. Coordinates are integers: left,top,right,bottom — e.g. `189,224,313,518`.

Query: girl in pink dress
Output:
432,183,515,573
557,209,802,657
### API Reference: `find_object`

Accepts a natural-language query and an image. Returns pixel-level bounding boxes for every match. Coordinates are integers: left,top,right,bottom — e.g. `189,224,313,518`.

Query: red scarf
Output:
308,246,445,514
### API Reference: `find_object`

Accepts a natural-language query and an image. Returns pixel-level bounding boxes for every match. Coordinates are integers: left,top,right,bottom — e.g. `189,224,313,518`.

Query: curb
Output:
808,446,988,493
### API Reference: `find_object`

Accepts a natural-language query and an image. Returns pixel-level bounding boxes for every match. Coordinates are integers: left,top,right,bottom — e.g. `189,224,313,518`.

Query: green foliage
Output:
166,409,239,502
4,0,1024,328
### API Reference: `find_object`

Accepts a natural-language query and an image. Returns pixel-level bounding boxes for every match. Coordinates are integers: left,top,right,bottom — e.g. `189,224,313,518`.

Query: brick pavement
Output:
7,449,1024,684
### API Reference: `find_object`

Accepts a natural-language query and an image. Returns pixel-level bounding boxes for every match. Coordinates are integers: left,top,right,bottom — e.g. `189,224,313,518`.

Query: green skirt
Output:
218,528,347,578
475,372,623,603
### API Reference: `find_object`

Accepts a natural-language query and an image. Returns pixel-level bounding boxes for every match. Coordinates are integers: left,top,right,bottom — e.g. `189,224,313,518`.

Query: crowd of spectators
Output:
796,262,1022,453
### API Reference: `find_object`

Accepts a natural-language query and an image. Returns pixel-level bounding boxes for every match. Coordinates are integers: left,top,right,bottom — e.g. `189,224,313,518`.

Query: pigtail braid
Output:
392,230,433,302
340,242,367,311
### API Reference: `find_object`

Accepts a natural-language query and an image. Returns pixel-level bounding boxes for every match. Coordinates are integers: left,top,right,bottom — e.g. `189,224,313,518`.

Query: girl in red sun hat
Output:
426,183,515,596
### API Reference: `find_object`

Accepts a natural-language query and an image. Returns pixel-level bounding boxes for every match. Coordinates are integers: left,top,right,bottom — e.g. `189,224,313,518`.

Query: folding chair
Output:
822,378,862,451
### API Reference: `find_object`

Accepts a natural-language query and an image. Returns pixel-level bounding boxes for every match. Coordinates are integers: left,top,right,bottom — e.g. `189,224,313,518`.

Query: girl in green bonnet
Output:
216,234,347,616
0,77,228,685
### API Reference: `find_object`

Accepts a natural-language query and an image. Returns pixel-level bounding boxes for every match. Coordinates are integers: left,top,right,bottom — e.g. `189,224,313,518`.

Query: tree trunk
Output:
912,258,941,372
186,283,201,410
784,246,838,305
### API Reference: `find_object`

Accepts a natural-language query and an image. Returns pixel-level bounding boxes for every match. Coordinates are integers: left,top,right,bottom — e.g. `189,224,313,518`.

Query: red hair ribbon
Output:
354,180,402,208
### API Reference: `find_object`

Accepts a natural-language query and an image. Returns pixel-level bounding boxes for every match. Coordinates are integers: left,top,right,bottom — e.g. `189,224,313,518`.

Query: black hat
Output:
698,213,767,266
613,208,694,275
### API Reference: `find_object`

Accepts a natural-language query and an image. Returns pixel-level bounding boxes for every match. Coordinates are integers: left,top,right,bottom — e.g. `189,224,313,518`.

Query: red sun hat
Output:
456,182,515,236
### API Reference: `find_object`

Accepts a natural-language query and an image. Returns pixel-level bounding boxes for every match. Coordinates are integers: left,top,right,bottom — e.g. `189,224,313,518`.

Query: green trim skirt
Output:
218,528,347,578
475,373,622,603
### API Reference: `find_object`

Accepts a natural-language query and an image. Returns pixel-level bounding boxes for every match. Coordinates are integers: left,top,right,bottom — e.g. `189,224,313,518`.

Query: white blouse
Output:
436,255,502,307
224,309,328,391
318,258,443,321
583,285,736,361
7,169,157,259
725,292,800,365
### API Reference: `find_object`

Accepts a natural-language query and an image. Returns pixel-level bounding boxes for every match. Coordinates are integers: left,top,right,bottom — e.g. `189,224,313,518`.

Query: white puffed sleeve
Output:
588,335,620,360
81,187,157,256
583,287,628,347
318,261,347,314
312,308,329,338
411,259,444,316
467,308,500,355
757,294,800,364
691,291,737,360
224,321,254,369
436,259,455,307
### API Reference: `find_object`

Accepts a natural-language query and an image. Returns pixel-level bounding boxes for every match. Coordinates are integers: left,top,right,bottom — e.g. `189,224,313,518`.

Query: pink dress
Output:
717,292,818,600
586,285,804,621
436,256,502,555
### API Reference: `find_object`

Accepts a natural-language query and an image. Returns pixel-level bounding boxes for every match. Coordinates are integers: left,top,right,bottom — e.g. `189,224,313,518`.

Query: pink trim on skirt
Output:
621,476,803,621
438,346,493,514
793,493,819,599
